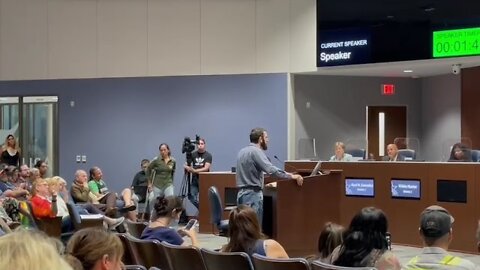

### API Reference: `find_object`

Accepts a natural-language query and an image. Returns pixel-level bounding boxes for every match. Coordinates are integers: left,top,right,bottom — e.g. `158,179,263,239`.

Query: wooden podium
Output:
198,171,343,256
264,172,342,256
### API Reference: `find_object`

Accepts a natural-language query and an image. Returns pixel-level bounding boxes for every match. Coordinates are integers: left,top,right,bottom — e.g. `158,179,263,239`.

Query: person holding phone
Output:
141,195,199,247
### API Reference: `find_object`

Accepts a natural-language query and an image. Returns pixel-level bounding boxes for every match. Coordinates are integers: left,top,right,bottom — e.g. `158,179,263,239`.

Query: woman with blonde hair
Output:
329,142,353,162
0,229,72,270
1,134,21,166
65,228,124,270
46,177,124,231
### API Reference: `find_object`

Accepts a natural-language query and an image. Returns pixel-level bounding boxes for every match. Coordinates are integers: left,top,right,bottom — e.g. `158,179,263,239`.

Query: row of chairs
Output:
118,232,375,270
24,201,104,241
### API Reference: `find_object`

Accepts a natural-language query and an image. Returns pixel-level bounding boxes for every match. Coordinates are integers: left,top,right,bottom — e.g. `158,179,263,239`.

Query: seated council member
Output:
448,143,472,162
329,142,353,161
382,144,405,161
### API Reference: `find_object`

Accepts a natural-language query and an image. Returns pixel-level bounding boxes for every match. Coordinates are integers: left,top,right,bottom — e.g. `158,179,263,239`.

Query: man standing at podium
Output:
236,127,303,225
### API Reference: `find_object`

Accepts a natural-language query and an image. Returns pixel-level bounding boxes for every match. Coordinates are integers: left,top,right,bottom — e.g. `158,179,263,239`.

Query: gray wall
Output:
420,74,461,161
293,75,423,160
0,74,288,197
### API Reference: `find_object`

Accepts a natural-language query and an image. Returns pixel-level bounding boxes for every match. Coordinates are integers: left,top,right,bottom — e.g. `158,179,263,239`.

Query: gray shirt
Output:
236,143,291,189
405,247,477,270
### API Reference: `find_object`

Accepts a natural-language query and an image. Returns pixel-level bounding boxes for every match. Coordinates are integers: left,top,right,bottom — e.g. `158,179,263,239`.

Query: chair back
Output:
124,265,147,270
311,260,377,270
66,202,82,229
126,219,148,238
207,186,223,225
125,234,170,270
116,233,137,265
66,202,104,230
25,201,63,238
252,253,310,270
471,150,480,162
398,149,416,160
201,248,253,270
346,149,365,160
161,241,206,270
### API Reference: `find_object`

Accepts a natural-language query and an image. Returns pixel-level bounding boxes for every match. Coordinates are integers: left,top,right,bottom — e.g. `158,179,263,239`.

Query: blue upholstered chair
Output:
207,186,229,236
345,149,366,160
471,150,480,162
398,149,416,161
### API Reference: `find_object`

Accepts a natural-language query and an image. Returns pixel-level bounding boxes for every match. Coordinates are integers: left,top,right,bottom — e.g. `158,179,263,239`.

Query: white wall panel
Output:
256,0,290,73
289,0,316,72
0,0,48,80
201,0,256,74
97,0,148,77
148,0,200,76
48,0,97,79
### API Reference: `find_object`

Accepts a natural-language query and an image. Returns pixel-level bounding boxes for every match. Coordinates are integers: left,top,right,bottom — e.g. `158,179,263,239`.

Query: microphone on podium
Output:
273,155,298,173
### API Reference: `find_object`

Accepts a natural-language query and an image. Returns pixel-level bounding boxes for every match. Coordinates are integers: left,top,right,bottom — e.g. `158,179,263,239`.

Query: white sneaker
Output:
108,217,125,230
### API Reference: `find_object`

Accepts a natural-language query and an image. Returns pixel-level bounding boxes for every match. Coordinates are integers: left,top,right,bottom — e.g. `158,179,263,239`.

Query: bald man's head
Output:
387,144,399,159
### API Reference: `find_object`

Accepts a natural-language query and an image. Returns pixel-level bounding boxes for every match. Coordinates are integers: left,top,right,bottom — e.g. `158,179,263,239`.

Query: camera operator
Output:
183,138,212,210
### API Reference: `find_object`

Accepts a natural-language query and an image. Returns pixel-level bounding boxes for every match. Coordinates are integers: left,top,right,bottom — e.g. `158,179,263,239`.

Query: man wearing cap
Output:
405,205,476,270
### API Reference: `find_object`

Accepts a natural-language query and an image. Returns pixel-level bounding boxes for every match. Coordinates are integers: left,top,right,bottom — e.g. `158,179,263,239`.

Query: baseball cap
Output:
420,205,454,238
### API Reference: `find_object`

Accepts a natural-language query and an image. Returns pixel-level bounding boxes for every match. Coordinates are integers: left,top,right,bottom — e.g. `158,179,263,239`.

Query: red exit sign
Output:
382,84,395,95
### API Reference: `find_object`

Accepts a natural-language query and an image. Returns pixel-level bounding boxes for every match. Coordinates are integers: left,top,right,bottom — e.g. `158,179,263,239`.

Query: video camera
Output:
182,135,200,165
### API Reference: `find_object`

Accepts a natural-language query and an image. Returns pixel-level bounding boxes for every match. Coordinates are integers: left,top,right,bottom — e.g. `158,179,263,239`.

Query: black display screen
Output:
316,0,480,66
437,180,467,203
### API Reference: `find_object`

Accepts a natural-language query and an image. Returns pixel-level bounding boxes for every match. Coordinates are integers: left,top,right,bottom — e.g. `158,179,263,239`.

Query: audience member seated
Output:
0,229,73,270
404,205,476,270
329,207,401,269
131,159,150,203
34,159,49,179
329,142,354,162
48,176,124,231
141,195,198,247
88,166,137,221
382,144,406,162
221,204,288,258
17,164,30,190
448,143,472,162
0,163,29,199
65,227,124,270
310,222,344,263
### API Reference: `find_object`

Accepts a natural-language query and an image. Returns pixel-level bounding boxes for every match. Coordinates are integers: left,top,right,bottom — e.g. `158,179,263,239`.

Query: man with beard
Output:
236,127,303,225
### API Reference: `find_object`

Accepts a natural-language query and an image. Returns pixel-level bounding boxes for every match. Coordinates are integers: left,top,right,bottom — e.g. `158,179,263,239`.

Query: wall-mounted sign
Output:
317,29,371,67
433,27,480,58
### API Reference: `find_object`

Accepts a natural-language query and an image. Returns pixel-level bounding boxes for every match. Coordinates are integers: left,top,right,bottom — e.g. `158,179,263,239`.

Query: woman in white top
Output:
329,142,353,161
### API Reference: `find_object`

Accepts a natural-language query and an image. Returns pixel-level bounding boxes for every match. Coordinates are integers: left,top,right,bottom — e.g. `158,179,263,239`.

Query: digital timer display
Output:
433,27,480,58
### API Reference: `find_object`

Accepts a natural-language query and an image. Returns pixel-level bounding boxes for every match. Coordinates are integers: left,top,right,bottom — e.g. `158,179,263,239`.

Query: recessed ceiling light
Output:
403,70,413,73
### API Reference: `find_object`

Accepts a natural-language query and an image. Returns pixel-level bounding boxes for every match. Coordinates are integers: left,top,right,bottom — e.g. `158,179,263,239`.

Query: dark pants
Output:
99,192,118,216
188,175,199,210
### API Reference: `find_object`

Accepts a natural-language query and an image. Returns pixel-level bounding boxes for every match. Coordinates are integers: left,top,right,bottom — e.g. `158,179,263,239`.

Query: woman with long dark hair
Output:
330,207,401,269
222,205,288,258
141,195,198,246
448,142,472,162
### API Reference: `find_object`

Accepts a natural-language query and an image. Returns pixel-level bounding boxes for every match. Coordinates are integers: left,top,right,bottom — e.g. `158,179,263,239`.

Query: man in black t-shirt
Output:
184,138,212,210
